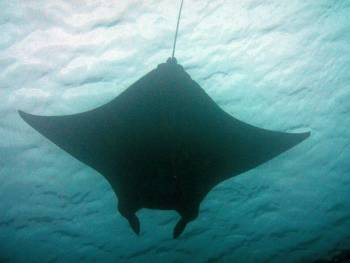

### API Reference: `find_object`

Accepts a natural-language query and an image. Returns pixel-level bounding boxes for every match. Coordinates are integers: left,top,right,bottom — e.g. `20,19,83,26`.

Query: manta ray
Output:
18,1,310,238
19,58,309,238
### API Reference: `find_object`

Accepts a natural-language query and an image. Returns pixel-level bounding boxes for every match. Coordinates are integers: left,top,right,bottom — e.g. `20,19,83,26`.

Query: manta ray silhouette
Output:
18,58,309,238
18,1,310,238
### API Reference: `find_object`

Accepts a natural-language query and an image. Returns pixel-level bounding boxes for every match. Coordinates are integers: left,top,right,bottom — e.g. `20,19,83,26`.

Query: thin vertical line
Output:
172,0,184,59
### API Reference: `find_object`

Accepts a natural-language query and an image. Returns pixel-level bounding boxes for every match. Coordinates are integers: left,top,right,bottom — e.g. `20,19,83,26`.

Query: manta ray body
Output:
19,58,309,238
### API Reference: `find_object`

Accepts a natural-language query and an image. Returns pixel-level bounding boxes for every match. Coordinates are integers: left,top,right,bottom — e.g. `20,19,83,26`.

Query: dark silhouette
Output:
313,249,350,263
19,59,309,238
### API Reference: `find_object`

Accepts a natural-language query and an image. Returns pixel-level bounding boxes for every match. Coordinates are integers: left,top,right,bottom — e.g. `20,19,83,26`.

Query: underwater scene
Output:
1,0,349,262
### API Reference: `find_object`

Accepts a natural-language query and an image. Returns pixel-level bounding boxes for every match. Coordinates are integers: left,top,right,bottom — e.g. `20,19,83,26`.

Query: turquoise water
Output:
1,1,350,262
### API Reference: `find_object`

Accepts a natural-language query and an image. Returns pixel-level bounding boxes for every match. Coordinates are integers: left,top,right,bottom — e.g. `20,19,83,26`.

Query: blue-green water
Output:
1,1,350,262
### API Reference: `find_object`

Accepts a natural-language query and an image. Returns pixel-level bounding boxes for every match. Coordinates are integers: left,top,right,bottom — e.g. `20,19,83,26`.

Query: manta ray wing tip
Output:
18,110,29,121
18,109,25,116
301,131,311,139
